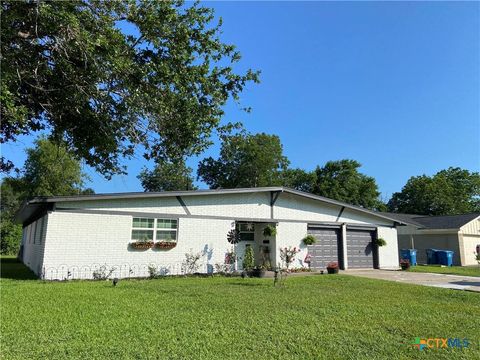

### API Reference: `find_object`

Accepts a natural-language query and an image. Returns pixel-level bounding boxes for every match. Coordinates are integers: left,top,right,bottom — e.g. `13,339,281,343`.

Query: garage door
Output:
307,227,341,270
346,229,374,268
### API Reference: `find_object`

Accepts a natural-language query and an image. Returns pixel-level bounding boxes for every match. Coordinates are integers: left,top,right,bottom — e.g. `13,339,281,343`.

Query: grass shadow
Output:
0,256,37,280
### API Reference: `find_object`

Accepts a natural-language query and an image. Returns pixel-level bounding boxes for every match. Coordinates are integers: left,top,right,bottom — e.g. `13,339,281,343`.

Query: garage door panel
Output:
307,227,341,269
347,229,374,268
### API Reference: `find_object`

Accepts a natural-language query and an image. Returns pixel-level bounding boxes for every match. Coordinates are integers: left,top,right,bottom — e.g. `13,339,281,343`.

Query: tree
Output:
1,1,259,176
22,138,88,197
280,168,316,193
0,138,93,254
388,167,480,215
312,160,384,210
197,132,290,188
138,159,196,192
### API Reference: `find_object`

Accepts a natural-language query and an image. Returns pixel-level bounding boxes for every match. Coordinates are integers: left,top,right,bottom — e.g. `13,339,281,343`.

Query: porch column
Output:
341,223,348,270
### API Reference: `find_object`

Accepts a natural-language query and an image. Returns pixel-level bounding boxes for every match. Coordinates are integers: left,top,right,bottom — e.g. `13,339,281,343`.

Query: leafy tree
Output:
22,138,88,197
138,159,197,192
0,178,24,255
0,138,93,254
280,168,316,193
312,160,384,210
1,1,259,176
197,132,290,188
388,167,480,215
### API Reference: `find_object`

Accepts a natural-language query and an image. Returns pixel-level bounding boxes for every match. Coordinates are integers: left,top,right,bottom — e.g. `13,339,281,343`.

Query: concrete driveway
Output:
343,269,480,292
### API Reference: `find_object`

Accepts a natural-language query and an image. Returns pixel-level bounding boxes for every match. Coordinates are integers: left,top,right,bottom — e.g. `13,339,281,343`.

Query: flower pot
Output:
129,241,154,250
248,269,266,278
155,242,177,250
327,267,339,274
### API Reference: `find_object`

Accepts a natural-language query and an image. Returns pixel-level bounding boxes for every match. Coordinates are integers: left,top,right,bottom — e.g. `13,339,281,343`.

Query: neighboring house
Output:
16,187,411,280
387,213,480,266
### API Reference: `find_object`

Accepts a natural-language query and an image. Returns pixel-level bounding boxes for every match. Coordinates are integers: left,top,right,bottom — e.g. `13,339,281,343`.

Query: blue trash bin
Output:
400,249,417,266
437,250,454,266
426,249,439,265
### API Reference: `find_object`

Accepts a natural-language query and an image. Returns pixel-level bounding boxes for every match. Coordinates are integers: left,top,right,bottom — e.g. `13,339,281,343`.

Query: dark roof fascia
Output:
17,186,414,226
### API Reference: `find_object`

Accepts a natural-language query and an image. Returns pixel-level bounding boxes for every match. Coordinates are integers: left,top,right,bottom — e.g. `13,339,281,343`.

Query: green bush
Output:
263,225,277,237
302,235,316,245
0,218,22,255
375,238,387,247
242,246,255,271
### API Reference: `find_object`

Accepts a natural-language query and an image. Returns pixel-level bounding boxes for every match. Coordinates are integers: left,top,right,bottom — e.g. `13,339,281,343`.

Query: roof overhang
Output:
15,186,415,226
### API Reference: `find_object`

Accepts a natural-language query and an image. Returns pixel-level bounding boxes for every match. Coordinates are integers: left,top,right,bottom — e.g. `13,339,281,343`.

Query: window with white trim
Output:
131,218,178,242
156,219,178,241
236,222,255,241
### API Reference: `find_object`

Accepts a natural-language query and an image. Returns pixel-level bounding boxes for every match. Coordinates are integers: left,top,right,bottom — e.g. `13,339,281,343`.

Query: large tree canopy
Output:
312,160,384,210
388,167,480,215
1,0,259,176
197,132,289,188
138,159,196,192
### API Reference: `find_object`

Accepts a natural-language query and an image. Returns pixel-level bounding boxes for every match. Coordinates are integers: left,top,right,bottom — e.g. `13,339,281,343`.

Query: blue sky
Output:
2,1,479,200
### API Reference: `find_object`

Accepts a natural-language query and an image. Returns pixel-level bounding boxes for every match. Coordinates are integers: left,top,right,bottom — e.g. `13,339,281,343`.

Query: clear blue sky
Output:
3,1,479,200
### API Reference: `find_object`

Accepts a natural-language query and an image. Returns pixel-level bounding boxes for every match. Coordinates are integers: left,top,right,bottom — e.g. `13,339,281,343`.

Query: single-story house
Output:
389,213,480,266
16,187,412,280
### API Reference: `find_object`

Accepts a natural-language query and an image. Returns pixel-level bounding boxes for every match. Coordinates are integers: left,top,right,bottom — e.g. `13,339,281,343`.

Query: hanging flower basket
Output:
129,241,154,250
155,241,177,250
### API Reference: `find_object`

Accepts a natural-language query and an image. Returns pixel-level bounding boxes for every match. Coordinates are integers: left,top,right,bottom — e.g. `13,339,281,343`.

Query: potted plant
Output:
263,225,277,237
155,241,177,249
302,235,316,246
400,259,410,271
129,236,154,250
374,237,387,247
250,263,269,278
326,261,339,274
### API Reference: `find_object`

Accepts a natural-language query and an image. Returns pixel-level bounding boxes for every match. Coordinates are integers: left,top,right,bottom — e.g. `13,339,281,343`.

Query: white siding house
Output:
16,187,409,280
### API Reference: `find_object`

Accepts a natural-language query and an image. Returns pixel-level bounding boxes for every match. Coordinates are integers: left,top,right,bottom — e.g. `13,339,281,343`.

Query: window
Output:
236,222,255,241
156,219,178,241
131,218,178,242
131,218,154,241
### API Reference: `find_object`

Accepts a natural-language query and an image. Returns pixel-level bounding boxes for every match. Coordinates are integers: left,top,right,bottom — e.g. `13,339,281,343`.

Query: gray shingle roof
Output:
382,212,480,229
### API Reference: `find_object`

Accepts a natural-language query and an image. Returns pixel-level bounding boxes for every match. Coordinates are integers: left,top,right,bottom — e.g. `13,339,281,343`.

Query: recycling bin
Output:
437,250,453,267
426,249,439,265
400,249,417,266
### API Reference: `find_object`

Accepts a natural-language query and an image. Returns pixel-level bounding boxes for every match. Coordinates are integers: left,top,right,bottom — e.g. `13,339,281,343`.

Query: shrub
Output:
280,247,300,269
263,225,277,237
302,235,316,246
242,246,255,271
92,265,115,280
182,250,204,275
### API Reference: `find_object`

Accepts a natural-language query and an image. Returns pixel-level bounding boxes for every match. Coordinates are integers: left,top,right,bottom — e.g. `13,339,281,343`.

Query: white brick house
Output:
16,187,410,280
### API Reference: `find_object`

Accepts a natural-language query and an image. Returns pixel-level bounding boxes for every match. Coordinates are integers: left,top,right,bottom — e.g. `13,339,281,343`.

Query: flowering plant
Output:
326,261,339,269
225,250,236,265
280,246,300,269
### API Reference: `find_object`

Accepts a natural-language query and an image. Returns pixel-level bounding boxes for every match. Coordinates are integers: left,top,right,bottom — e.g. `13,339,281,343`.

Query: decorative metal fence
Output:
40,261,215,281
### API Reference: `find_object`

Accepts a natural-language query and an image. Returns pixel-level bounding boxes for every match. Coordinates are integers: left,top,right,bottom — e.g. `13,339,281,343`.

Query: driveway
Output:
343,269,480,292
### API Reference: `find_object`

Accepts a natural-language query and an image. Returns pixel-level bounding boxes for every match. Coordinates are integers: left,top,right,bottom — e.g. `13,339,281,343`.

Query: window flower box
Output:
155,241,177,250
129,241,154,250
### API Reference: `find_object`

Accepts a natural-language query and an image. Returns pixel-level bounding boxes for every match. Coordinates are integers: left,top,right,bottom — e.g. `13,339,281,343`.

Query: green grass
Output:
1,258,479,359
409,265,480,277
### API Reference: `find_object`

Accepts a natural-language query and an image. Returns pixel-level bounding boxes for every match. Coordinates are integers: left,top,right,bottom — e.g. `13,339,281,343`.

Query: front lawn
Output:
409,265,480,277
1,258,478,359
